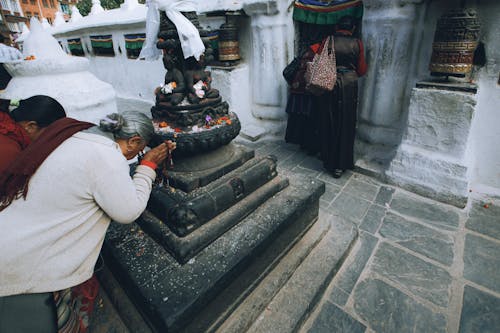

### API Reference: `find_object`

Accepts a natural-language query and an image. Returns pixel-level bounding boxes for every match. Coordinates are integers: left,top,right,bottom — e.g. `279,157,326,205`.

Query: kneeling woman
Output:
0,111,175,332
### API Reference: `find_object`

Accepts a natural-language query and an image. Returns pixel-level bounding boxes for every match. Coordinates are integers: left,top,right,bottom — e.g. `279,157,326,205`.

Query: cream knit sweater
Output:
0,131,156,296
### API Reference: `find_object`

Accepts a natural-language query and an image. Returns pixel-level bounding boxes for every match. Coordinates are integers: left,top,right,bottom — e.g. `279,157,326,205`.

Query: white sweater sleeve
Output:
92,153,157,223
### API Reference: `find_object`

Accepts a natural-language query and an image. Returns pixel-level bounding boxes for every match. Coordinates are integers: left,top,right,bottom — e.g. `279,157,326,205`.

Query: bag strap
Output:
327,36,333,55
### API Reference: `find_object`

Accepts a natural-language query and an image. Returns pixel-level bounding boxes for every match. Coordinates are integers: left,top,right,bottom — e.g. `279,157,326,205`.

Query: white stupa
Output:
1,17,117,123
41,17,51,29
53,12,66,27
70,6,83,23
120,0,139,11
89,0,105,16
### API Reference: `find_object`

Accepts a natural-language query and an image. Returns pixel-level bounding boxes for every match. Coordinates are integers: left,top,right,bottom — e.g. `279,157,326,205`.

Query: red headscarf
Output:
0,112,31,149
0,117,94,211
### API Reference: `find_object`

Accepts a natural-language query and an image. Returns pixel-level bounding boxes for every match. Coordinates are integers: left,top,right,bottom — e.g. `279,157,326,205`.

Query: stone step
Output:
212,212,332,333
244,215,358,333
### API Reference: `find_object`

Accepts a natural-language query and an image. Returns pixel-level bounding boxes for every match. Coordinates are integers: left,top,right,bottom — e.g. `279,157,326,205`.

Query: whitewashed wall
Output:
466,0,500,197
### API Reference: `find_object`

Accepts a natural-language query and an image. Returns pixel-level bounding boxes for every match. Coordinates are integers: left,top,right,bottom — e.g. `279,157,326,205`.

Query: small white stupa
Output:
120,0,139,11
70,6,83,23
90,0,105,16
53,12,66,27
41,17,51,29
0,17,117,123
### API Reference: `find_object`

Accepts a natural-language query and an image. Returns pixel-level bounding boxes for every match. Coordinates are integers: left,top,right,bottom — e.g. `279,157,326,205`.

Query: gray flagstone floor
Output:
89,139,500,333
249,139,500,333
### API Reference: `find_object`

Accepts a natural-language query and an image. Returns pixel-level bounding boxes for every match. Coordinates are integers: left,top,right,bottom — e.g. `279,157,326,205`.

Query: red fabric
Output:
0,117,94,211
0,134,22,174
0,112,30,149
356,39,368,76
140,159,157,170
72,275,100,333
0,112,31,174
310,42,321,54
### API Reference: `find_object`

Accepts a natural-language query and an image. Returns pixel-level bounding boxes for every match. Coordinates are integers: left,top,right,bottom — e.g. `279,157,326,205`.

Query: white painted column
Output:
243,0,291,137
355,0,427,167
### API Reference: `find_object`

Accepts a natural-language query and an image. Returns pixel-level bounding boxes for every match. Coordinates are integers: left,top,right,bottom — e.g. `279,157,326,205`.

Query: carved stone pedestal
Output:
386,83,477,207
101,144,324,332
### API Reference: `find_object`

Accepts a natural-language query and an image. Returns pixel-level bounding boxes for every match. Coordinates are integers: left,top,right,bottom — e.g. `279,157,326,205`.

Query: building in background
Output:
59,0,78,21
0,0,27,41
19,0,60,25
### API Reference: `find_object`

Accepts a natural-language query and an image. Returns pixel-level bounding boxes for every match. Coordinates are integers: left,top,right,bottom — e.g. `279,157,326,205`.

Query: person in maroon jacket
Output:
318,16,367,178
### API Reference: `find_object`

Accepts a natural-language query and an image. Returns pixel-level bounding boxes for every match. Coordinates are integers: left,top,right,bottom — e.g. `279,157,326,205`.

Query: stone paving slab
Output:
379,212,455,266
319,183,342,203
334,232,378,295
359,204,386,234
328,192,371,222
306,301,366,333
375,186,395,206
459,285,500,333
353,278,447,333
465,201,500,240
463,233,500,293
371,242,452,307
343,178,380,202
390,191,460,231
328,287,350,307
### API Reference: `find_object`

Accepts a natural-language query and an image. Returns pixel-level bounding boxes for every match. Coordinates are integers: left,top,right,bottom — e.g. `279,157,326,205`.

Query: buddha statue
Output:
184,56,219,105
155,51,186,106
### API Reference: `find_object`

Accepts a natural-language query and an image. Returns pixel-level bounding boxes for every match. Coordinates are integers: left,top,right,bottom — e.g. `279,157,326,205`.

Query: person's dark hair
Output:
0,35,6,44
337,16,355,31
10,95,66,127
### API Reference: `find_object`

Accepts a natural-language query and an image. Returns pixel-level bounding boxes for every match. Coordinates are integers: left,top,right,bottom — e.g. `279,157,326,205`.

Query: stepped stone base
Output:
386,144,469,207
386,86,476,208
102,172,324,332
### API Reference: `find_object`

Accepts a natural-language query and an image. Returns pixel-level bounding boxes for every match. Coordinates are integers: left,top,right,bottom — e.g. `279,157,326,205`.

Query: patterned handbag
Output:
305,36,337,95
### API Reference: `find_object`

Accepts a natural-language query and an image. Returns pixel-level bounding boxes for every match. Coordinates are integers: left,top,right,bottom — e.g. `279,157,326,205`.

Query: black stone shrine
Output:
98,8,325,332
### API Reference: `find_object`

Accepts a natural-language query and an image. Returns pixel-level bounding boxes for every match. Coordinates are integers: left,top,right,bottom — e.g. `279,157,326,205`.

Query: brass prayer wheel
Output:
218,13,241,61
429,9,480,77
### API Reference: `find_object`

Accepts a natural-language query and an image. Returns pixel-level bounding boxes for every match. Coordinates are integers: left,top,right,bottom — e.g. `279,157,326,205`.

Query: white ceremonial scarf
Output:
139,0,205,61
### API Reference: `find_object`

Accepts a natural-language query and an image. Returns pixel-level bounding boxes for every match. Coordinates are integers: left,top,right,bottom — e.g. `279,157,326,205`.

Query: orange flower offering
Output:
171,82,177,88
24,55,36,60
159,121,168,128
174,128,182,133
226,119,232,125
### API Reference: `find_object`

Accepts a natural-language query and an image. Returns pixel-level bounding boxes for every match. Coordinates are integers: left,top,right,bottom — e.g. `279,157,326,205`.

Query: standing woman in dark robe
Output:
319,16,367,178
